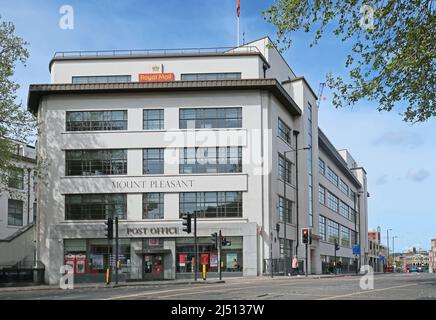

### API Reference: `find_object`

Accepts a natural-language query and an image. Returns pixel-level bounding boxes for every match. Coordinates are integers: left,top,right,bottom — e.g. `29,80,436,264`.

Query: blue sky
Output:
1,0,434,251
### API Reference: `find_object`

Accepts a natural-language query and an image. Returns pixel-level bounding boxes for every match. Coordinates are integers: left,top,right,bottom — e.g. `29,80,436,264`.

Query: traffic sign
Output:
352,245,361,255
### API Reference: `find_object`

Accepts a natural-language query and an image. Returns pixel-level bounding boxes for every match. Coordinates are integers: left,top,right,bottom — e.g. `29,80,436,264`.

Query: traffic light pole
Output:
115,217,119,285
219,230,222,281
334,242,337,275
194,213,198,281
305,243,308,277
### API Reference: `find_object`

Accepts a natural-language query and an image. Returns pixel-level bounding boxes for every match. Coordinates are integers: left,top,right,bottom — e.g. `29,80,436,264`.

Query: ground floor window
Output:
321,255,357,274
64,239,131,274
175,237,243,273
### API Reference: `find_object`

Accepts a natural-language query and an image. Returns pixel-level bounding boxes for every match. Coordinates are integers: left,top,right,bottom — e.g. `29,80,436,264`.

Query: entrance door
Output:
143,255,164,280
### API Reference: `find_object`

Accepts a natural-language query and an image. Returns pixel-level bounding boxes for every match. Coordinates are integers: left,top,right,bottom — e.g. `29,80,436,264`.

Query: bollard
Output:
202,264,206,280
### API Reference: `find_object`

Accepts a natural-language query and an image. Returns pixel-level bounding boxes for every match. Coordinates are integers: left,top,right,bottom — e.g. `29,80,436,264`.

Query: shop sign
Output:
139,73,175,82
126,226,180,236
112,179,194,191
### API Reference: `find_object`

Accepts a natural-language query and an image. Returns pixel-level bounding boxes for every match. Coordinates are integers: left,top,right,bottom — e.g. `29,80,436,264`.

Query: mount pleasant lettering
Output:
112,179,194,190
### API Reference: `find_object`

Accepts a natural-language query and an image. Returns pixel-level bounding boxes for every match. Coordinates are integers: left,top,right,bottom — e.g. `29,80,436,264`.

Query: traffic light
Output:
211,232,218,248
335,241,340,251
221,236,231,246
276,223,280,233
182,214,192,234
105,217,113,240
302,228,310,244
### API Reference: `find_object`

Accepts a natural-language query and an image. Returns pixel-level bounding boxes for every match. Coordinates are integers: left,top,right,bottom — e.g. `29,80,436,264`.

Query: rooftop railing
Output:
53,46,261,58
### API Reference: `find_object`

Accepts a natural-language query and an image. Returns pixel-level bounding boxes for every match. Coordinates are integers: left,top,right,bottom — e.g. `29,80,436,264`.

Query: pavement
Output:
0,272,434,300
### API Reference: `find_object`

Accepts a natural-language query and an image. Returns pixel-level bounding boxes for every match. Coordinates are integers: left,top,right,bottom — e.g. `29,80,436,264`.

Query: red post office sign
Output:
138,73,175,82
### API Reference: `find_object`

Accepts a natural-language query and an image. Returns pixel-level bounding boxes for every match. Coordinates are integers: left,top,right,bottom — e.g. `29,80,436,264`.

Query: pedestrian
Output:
337,261,342,274
291,255,299,276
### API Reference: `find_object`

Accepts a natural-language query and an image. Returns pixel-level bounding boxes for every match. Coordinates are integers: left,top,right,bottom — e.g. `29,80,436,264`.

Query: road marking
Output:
317,283,419,300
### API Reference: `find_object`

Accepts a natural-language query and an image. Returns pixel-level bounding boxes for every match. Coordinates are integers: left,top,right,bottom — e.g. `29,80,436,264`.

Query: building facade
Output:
430,239,436,273
27,37,369,284
367,227,388,272
0,140,37,266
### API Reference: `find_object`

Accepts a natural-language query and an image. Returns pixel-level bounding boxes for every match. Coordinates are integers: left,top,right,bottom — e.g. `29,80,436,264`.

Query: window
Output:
8,199,23,226
181,73,241,81
65,194,126,220
318,158,325,175
180,147,242,174
278,118,291,144
66,110,127,131
278,196,292,223
327,220,339,244
319,185,326,204
319,216,326,241
327,192,339,212
143,109,164,130
66,149,127,176
341,226,350,247
339,201,350,219
278,153,292,184
72,75,131,84
280,239,293,259
143,149,164,174
327,167,339,186
179,108,242,129
143,193,164,219
8,167,24,189
349,189,356,201
179,192,242,218
339,179,349,196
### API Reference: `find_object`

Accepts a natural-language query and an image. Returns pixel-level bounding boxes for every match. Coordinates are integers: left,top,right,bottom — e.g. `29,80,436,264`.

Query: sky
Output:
1,0,434,252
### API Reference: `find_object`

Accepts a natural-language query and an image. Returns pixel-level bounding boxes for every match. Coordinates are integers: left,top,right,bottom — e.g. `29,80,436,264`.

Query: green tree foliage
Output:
0,16,35,184
264,0,435,122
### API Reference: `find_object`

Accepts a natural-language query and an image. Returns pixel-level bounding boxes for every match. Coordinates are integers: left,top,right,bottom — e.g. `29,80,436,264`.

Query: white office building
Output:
27,37,369,284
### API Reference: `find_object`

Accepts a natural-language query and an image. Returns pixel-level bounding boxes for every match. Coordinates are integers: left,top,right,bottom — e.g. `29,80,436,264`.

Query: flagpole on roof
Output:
237,0,240,46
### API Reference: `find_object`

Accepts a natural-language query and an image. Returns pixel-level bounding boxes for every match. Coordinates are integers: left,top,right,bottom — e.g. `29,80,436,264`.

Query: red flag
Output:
236,0,240,17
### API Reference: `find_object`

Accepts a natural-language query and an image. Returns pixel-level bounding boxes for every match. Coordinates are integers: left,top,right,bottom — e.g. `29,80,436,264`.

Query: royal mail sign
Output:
138,73,175,82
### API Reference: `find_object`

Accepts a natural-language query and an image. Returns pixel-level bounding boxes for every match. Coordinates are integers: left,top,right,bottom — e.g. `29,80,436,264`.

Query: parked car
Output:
417,266,425,272
410,265,418,272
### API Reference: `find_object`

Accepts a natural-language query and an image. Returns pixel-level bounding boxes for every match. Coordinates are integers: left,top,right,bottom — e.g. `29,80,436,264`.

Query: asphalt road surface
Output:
0,273,435,300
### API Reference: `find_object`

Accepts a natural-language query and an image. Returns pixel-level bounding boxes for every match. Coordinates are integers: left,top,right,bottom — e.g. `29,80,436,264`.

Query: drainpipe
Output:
293,130,300,261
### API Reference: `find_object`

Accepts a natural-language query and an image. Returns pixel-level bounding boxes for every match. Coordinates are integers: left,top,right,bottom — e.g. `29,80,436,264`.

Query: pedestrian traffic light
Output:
105,217,113,240
276,223,280,233
221,236,231,246
182,214,191,234
302,228,310,244
211,232,218,248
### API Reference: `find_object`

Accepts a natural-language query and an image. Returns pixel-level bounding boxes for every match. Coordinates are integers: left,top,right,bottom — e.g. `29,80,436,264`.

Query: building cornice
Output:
27,79,302,116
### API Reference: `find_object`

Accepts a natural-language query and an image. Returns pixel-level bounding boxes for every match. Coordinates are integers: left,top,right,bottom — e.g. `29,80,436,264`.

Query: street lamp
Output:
392,236,399,270
281,146,311,275
387,228,392,269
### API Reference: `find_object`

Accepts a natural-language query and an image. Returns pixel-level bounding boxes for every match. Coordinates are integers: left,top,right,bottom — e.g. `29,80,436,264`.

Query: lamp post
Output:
392,236,399,270
386,228,392,269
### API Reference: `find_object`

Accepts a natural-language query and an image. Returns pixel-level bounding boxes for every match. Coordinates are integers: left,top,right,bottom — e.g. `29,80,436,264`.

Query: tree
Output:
0,16,35,186
264,0,435,123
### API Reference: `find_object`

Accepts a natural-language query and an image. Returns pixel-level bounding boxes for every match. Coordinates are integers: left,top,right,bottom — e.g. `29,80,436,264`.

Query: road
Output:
0,273,435,300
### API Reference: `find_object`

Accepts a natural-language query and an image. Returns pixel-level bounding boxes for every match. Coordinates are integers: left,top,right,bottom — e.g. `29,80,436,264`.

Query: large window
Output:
278,118,291,144
278,153,292,184
319,216,326,241
8,167,24,189
341,226,351,247
327,167,339,186
143,193,164,219
327,191,339,212
181,73,241,81
66,110,127,131
65,194,127,220
66,149,127,176
318,158,325,175
179,108,242,129
8,199,23,226
176,237,243,273
279,239,293,259
278,196,292,223
72,75,131,84
143,148,164,174
339,179,349,196
319,185,326,204
339,201,350,219
180,147,242,174
179,192,242,218
327,220,339,244
143,109,164,130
